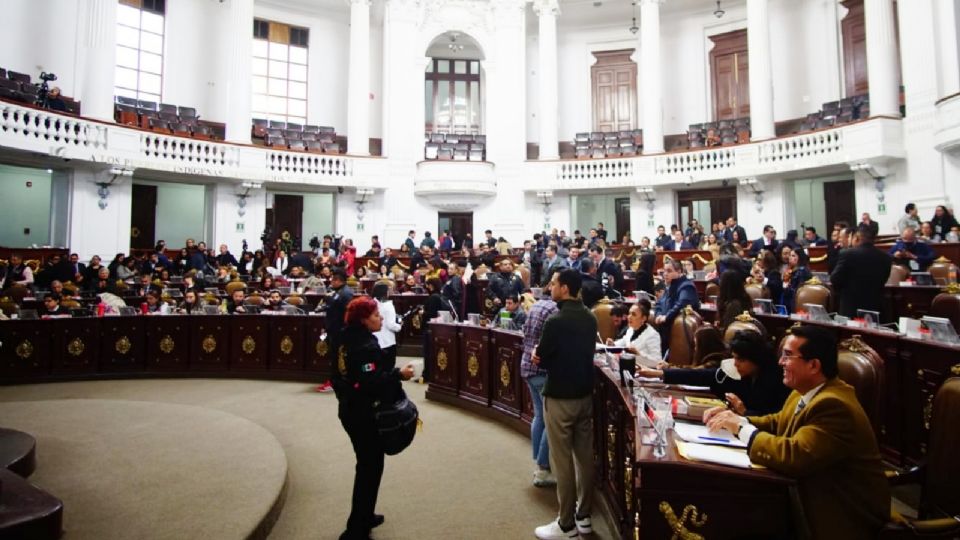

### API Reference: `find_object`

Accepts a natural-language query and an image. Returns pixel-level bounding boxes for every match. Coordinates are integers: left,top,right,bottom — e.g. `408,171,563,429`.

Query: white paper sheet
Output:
673,422,747,448
675,440,753,468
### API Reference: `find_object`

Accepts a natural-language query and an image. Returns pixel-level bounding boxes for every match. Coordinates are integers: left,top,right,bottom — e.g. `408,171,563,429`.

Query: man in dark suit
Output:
830,230,892,317
749,225,779,257
662,231,694,252
588,245,623,293
653,225,671,249
858,212,880,238
67,253,86,285
216,244,239,268
403,230,417,254
540,244,567,287
888,226,935,271
288,248,313,272
804,226,828,247
722,217,747,245
595,222,608,243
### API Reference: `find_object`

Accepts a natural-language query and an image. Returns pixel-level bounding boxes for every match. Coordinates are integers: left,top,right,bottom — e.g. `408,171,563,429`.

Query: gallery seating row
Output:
798,94,870,132
114,96,221,140
573,129,643,159
0,67,80,114
423,132,487,161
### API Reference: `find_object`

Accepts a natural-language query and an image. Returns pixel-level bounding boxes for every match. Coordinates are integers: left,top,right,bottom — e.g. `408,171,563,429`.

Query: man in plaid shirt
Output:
521,282,559,487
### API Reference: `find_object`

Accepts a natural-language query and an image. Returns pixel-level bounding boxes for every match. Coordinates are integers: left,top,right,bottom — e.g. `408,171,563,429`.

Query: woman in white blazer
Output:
372,282,402,370
608,299,661,368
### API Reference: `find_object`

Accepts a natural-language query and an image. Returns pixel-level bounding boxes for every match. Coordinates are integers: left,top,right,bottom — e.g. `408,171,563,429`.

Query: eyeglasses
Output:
779,351,805,361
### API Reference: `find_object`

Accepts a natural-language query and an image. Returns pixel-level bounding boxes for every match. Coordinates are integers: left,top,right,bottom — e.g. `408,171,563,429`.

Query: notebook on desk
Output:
674,440,755,469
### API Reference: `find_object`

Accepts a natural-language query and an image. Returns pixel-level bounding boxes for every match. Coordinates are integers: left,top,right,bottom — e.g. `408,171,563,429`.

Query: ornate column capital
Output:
532,0,560,17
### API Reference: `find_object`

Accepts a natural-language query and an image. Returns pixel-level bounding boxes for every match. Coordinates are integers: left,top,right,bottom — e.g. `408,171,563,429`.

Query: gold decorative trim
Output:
115,336,132,355
280,335,294,355
467,353,480,377
437,348,449,372
809,254,828,263
15,340,33,360
624,458,634,512
951,363,960,376
412,311,422,330
337,345,347,375
159,335,175,354
499,359,511,387
943,283,960,294
804,276,823,286
242,336,256,354
315,340,328,357
202,334,217,354
690,253,713,266
924,393,934,431
734,311,754,322
659,501,708,540
840,335,870,354
67,338,85,357
607,425,616,472
934,255,952,263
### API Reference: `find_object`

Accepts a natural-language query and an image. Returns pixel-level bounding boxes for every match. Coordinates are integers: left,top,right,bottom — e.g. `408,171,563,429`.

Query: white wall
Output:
570,192,628,240
302,192,336,242
67,168,133,261
162,0,227,121
133,180,207,247
0,0,80,97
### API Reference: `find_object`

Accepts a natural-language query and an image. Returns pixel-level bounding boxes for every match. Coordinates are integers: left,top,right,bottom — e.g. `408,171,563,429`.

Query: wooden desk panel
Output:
99,317,146,372
231,317,268,371
190,317,230,371
459,324,491,406
146,317,190,371
428,323,459,397
270,317,305,372
51,318,99,375
898,337,960,462
0,321,51,379
303,315,331,377
490,329,523,417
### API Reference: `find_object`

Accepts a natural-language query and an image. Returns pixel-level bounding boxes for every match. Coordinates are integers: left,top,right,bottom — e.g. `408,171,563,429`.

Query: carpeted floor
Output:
0,361,616,539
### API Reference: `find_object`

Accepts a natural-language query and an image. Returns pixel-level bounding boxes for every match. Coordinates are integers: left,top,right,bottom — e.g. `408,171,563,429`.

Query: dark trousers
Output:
339,408,385,537
421,329,431,382
381,345,397,371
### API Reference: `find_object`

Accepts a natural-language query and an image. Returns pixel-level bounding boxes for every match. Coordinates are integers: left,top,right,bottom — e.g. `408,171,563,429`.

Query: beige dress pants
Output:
544,394,595,528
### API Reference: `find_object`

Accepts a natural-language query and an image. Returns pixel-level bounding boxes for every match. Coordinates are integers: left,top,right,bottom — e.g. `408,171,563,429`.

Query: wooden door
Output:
439,212,473,250
615,197,630,241
130,184,157,250
842,0,869,96
270,194,303,252
710,30,750,121
677,187,738,230
824,180,856,231
591,50,637,132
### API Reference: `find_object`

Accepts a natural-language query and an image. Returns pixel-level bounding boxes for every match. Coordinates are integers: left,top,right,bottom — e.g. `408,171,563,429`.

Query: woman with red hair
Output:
334,296,414,540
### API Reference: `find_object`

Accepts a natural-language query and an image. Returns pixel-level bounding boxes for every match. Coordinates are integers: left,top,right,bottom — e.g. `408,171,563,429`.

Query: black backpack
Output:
373,387,420,455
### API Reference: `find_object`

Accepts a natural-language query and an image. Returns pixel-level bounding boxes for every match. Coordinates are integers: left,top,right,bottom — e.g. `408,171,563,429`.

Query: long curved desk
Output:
423,321,795,539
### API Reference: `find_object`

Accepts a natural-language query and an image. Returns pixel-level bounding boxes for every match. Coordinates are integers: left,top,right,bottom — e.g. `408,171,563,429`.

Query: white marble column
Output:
534,0,560,160
935,0,960,97
640,0,665,154
77,0,117,122
865,0,900,116
224,0,254,143
747,0,775,140
347,0,372,156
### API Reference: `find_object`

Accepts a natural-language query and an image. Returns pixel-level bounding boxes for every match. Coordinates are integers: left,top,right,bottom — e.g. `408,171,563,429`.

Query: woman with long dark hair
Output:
716,270,753,328
781,248,812,313
751,250,783,305
334,297,414,540
635,252,656,296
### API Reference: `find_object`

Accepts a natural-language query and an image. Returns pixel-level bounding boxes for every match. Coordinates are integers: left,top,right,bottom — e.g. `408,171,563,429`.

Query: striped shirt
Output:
520,298,559,379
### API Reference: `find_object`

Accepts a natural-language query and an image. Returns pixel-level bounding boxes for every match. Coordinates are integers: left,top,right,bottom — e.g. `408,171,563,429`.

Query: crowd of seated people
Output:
114,96,218,139
0,67,79,113
253,119,340,153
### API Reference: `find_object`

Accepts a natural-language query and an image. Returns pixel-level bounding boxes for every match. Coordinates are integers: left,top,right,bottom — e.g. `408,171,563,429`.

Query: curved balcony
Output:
414,159,497,210
934,92,960,154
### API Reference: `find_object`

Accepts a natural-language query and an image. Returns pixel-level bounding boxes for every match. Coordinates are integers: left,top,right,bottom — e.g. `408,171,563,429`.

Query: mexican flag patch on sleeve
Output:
361,362,376,373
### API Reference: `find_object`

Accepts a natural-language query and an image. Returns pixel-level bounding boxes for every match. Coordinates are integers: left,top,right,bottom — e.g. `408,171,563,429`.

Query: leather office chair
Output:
796,278,833,311
926,257,956,284
244,293,265,307
886,265,910,285
592,301,617,343
929,290,960,333
745,282,768,301
722,312,766,342
881,378,960,539
837,335,885,438
516,265,530,289
224,281,246,295
0,299,18,316
285,295,304,307
667,306,702,366
704,282,720,300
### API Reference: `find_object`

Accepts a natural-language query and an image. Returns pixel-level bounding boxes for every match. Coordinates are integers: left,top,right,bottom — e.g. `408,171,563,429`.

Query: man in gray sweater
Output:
532,268,598,540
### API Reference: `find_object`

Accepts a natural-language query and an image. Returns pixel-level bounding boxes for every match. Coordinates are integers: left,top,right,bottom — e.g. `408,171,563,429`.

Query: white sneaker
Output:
575,514,592,535
533,469,557,487
534,519,578,539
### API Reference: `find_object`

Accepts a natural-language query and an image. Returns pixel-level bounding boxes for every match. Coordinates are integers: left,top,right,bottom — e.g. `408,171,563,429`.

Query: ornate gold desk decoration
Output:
437,348,448,371
115,336,132,355
241,336,256,354
280,335,294,355
15,340,34,360
67,338,85,357
159,335,175,354
499,359,511,387
202,335,217,354
467,353,479,377
659,501,708,540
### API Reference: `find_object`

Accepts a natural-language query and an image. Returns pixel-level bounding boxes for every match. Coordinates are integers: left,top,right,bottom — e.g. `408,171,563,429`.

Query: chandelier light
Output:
714,0,725,18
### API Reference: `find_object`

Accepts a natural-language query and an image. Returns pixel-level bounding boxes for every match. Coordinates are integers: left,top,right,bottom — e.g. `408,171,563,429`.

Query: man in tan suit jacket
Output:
705,325,889,540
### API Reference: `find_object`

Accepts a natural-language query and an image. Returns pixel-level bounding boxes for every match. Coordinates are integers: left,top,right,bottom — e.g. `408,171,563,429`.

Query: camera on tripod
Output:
35,72,58,109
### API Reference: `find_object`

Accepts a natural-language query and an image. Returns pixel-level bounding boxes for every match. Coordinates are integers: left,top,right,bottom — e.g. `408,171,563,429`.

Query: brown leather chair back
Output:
245,293,265,306
668,306,703,366
837,335,885,438
886,265,910,285
723,312,767,342
285,295,304,306
0,299,19,316
930,292,960,333
704,282,720,300
8,285,29,304
225,281,246,295
796,280,832,311
693,325,725,367
745,282,768,301
517,265,531,288
592,301,617,343
925,377,960,518
926,258,956,284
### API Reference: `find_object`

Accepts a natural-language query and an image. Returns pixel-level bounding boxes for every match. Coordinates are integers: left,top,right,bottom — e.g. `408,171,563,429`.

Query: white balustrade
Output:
557,158,635,182
0,102,108,149
141,133,239,167
757,129,843,164
653,148,736,176
266,151,353,177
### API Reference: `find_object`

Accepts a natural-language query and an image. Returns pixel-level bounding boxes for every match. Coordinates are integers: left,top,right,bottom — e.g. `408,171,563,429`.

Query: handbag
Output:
373,387,420,455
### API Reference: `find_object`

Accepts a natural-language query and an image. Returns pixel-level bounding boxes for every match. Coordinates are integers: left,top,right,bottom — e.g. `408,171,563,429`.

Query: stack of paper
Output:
673,422,747,448
675,440,753,469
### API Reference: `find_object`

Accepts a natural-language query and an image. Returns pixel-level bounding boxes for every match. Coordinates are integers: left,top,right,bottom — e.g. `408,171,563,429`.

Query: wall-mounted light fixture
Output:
714,0,725,18
235,182,262,217
629,1,639,34
637,186,656,226
355,188,375,232
95,167,133,210
537,191,554,229
850,162,888,214
739,177,765,212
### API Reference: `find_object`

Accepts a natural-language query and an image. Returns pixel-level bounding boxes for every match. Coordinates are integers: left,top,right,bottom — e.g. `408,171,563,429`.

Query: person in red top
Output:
340,238,357,276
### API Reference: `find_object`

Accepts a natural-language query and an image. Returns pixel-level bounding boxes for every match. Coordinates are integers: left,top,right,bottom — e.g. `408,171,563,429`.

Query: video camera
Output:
35,72,58,109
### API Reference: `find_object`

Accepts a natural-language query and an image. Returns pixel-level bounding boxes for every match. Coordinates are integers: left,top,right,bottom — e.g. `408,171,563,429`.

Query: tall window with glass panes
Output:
114,0,165,103
252,20,309,125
